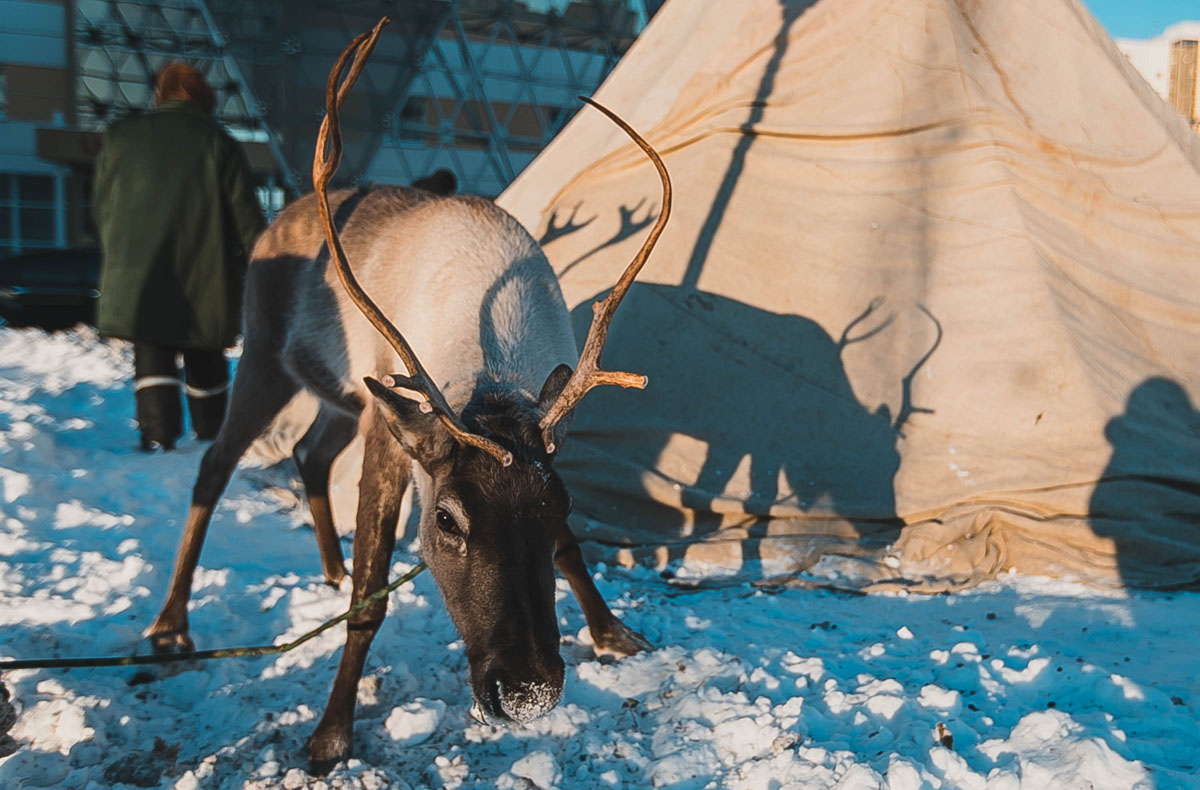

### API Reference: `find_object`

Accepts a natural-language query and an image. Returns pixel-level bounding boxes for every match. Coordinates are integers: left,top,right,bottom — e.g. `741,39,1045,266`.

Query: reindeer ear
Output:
538,364,574,452
364,377,452,469
538,364,573,408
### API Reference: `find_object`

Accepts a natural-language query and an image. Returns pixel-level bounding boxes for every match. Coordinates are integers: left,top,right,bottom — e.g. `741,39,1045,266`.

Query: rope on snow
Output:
0,563,427,671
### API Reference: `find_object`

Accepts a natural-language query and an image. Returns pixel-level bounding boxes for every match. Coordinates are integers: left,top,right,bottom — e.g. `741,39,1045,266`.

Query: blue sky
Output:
1081,0,1199,38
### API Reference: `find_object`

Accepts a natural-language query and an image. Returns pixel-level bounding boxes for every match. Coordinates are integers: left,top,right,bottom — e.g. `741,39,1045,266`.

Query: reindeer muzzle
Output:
470,656,565,726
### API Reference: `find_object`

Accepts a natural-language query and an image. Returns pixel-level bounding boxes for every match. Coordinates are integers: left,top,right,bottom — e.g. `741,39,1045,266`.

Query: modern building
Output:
1117,22,1200,133
0,0,655,259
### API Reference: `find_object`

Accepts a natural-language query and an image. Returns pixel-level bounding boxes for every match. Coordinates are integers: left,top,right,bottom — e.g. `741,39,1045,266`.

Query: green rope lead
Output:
0,563,427,672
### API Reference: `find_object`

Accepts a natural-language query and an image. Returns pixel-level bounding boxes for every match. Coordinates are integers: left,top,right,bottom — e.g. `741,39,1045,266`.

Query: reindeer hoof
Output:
148,630,195,655
590,619,653,659
323,564,348,589
308,754,342,777
306,729,351,776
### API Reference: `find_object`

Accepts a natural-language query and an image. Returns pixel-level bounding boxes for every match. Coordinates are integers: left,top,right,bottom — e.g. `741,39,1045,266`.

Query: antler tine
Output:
836,297,894,351
538,97,673,453
313,17,513,467
891,304,944,437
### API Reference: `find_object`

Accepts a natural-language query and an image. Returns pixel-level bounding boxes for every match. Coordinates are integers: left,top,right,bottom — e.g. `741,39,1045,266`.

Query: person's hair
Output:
154,63,217,116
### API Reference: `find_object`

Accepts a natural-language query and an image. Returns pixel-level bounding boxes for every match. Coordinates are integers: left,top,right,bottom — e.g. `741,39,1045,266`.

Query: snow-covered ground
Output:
0,326,1197,790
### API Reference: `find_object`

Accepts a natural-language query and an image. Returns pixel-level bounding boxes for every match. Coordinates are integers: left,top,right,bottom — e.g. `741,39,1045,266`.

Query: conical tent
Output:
495,0,1200,590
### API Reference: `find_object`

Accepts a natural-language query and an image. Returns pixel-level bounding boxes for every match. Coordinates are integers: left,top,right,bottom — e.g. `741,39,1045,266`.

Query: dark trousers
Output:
133,342,229,447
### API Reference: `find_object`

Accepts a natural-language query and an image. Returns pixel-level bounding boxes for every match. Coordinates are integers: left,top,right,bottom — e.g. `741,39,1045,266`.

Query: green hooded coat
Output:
93,100,266,349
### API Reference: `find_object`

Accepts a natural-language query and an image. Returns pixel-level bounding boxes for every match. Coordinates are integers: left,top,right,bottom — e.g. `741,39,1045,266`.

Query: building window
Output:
1168,39,1199,127
0,174,61,258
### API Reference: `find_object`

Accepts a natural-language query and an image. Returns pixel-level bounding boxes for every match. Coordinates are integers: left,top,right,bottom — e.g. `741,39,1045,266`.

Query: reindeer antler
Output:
313,17,513,466
538,97,673,453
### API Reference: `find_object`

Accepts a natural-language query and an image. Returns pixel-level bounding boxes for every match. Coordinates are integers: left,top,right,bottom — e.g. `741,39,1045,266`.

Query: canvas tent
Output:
487,0,1200,590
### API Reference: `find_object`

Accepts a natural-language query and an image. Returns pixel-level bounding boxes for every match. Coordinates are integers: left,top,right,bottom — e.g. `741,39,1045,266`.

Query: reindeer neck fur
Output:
343,190,575,403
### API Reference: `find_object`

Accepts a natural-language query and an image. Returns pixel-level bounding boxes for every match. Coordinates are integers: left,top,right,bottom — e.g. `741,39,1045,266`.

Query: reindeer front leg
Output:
555,525,651,658
308,417,408,774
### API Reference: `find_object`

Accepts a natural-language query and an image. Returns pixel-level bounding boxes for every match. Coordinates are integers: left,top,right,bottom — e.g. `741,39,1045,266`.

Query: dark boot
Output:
133,343,182,451
182,348,229,441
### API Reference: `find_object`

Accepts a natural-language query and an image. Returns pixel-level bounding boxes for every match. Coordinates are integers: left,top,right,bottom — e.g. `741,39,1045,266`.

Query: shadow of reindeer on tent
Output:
555,282,941,577
528,0,949,577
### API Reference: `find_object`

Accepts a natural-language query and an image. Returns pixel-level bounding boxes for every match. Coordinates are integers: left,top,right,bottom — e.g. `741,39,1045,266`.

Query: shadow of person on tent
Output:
1088,377,1200,589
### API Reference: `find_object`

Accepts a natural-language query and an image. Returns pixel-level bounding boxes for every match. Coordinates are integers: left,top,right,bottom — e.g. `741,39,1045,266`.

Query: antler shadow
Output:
890,305,943,438
539,202,597,246
558,198,659,280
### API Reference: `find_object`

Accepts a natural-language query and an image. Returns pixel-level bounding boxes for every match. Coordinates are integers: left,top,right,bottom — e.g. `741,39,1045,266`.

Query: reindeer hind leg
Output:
293,405,358,587
147,355,302,653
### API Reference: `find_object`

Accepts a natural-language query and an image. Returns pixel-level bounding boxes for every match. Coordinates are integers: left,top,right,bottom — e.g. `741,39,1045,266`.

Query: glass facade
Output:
0,173,62,258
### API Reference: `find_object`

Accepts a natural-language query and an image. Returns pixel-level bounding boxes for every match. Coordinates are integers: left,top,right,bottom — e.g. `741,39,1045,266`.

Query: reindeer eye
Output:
435,507,461,535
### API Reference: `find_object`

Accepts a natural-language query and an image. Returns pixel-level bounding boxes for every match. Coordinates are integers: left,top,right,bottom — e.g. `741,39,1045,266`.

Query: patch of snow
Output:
383,698,445,746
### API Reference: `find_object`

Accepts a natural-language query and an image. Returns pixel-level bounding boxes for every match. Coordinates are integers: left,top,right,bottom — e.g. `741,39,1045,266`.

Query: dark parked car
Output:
0,247,100,330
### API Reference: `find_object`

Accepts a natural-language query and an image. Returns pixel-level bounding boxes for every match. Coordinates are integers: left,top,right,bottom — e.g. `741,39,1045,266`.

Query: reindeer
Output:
144,19,669,771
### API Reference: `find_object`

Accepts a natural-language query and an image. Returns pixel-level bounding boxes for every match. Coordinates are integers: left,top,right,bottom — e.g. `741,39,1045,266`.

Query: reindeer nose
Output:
496,676,563,724
477,656,564,725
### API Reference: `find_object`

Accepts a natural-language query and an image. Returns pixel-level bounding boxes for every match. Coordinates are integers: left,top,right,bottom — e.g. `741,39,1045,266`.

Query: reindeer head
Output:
313,21,670,725
363,371,575,724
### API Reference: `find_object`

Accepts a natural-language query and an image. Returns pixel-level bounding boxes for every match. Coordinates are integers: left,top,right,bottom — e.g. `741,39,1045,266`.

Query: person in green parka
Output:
94,63,265,451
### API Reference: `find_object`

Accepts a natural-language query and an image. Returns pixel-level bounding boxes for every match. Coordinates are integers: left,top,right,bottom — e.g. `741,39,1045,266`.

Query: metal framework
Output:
377,0,646,194
74,0,296,190
72,0,653,196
